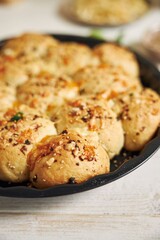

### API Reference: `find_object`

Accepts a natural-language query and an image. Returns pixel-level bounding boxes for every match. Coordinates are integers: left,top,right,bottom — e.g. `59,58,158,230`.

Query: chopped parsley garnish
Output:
10,112,24,122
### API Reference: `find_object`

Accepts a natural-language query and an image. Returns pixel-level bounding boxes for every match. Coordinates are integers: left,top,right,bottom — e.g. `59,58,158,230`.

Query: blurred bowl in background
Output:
60,0,150,27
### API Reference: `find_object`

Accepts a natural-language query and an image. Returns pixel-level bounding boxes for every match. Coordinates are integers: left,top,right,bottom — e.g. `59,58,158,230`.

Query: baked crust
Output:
120,89,160,151
0,82,16,114
0,55,29,87
2,33,58,60
53,97,124,159
28,130,110,188
17,73,78,114
73,64,141,99
0,105,57,182
41,42,99,76
94,43,139,77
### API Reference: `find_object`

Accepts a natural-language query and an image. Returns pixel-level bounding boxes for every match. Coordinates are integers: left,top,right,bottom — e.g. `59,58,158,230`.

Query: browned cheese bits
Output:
73,64,142,100
53,97,124,159
2,33,58,60
0,105,57,182
0,81,16,115
17,72,79,114
94,43,139,77
119,89,160,151
0,55,29,87
41,42,99,76
0,33,59,85
28,130,110,188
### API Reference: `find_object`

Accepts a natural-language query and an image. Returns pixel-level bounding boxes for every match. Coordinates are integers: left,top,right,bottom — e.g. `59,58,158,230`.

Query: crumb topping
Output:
28,132,98,172
66,99,113,131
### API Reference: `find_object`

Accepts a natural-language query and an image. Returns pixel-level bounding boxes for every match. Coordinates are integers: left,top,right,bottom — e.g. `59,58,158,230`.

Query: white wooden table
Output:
0,1,160,239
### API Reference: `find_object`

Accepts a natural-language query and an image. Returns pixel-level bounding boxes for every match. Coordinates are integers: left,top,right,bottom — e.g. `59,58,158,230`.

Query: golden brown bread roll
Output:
17,73,79,114
53,97,124,159
2,34,98,79
28,130,110,189
0,82,16,115
42,42,99,76
94,43,139,77
120,88,160,151
1,33,59,84
110,89,142,116
0,105,57,182
73,64,142,100
0,55,29,87
2,33,58,60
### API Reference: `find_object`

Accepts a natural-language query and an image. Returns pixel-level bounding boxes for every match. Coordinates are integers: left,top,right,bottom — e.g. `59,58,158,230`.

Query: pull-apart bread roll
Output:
73,65,141,100
110,89,141,116
53,98,124,159
42,42,99,76
28,130,110,189
2,33,58,60
119,88,160,151
2,34,98,78
93,43,139,77
0,105,57,182
0,55,29,87
1,33,59,84
0,82,16,115
17,73,79,114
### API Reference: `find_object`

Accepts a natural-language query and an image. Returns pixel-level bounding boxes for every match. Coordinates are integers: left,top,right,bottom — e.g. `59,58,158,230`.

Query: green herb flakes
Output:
10,112,24,122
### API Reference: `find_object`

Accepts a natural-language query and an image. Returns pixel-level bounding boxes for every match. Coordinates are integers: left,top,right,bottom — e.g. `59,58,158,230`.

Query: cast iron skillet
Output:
0,34,160,198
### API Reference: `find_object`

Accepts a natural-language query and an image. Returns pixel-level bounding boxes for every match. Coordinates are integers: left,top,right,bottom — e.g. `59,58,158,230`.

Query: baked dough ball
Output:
28,130,110,189
1,40,97,80
2,33,58,60
120,88,160,151
42,42,99,76
53,97,124,159
0,55,29,87
94,43,139,77
73,65,141,100
0,82,16,115
0,105,57,182
110,89,142,116
17,73,79,114
1,33,58,81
